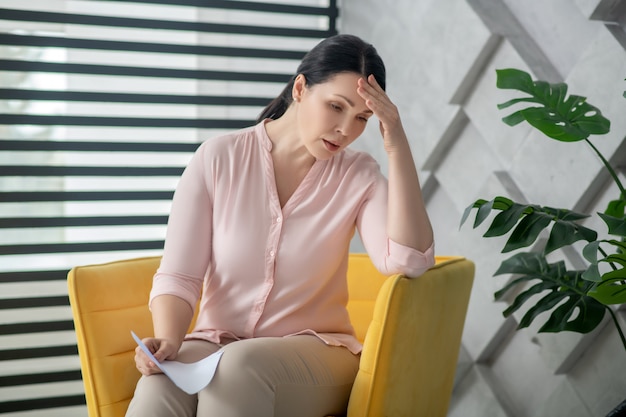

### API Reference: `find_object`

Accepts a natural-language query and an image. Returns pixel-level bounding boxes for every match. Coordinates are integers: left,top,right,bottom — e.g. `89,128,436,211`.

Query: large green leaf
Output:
461,197,595,254
538,289,607,333
494,252,606,333
496,68,610,142
545,219,597,254
503,211,553,252
503,282,556,318
494,251,555,276
483,202,530,237
460,197,514,230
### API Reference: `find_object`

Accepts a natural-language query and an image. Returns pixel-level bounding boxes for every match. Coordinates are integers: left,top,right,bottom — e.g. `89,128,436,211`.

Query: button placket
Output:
246,208,284,337
268,214,282,259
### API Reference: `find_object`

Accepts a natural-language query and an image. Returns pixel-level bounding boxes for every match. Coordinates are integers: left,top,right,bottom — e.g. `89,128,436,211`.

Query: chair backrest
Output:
68,256,159,417
68,255,473,417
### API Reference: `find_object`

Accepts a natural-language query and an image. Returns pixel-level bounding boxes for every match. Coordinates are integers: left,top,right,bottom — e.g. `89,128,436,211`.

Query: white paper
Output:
131,331,223,395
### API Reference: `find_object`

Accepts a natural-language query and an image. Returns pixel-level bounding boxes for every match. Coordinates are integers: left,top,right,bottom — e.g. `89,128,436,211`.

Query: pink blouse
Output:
150,121,435,354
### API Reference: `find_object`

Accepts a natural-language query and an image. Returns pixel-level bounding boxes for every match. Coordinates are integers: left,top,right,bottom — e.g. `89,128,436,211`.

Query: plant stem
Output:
598,245,619,271
606,306,626,351
585,137,626,199
584,139,626,348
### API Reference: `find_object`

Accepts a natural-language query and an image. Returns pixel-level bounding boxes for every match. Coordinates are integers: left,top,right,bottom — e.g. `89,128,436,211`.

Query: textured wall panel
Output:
340,0,626,414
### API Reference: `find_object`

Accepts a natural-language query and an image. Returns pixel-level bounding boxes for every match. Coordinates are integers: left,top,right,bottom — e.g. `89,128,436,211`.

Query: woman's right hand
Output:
134,337,179,376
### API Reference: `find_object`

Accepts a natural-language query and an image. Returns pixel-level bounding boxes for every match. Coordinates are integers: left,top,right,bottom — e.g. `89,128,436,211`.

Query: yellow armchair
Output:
68,255,474,417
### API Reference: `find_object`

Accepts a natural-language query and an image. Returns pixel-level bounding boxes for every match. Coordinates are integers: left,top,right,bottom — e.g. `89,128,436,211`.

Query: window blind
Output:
0,1,337,414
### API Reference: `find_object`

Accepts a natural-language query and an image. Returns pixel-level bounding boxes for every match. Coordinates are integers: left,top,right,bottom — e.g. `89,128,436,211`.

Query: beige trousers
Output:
125,335,360,417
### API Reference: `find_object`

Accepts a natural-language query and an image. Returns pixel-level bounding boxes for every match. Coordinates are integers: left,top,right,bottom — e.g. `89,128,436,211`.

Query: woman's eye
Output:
330,103,342,112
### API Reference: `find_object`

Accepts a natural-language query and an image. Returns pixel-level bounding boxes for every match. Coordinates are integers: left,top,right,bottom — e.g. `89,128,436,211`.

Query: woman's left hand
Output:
357,74,434,253
357,74,408,153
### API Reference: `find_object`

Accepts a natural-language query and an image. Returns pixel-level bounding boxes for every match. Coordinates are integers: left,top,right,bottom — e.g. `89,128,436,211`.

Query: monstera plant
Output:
461,68,626,352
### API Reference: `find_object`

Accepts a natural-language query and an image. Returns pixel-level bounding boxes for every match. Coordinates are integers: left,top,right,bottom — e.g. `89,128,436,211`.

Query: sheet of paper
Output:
131,331,223,395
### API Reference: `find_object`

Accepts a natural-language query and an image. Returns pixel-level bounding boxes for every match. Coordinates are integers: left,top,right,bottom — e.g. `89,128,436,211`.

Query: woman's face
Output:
293,72,373,160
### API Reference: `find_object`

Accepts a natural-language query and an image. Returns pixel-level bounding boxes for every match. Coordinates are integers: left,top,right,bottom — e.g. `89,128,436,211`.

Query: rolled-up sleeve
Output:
384,238,435,277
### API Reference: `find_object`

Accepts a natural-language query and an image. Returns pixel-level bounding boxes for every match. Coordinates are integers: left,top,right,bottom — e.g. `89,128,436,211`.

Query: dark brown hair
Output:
256,34,386,123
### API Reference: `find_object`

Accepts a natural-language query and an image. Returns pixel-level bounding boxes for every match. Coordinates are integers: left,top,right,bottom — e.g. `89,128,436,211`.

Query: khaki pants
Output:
125,335,359,417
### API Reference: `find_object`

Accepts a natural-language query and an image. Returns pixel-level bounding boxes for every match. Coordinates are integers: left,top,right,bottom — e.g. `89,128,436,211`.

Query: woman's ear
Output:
292,74,306,102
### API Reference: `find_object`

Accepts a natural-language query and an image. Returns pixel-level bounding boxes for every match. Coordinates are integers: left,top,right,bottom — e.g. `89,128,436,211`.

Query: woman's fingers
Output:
357,76,398,121
357,75,404,142
357,76,382,109
365,74,385,97
134,338,166,376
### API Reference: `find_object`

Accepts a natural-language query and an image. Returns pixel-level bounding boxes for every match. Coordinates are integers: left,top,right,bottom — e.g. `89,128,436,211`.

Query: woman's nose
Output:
335,119,351,137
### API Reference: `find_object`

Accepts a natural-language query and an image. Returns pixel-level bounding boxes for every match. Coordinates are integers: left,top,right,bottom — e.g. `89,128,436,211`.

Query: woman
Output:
126,33,434,417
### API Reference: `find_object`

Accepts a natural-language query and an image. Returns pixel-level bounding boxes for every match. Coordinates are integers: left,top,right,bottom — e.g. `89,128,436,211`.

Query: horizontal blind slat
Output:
0,59,293,81
0,240,165,255
0,89,273,106
0,215,169,228
0,33,308,59
0,370,82,388
0,321,75,335
0,140,198,152
0,8,334,38
0,114,254,128
96,0,337,16
0,296,68,309
0,395,86,413
0,270,68,283
0,191,175,202
0,345,78,361
0,166,185,176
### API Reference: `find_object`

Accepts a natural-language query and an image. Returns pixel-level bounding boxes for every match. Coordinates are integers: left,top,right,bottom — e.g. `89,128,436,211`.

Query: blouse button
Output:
269,250,275,257
276,216,282,223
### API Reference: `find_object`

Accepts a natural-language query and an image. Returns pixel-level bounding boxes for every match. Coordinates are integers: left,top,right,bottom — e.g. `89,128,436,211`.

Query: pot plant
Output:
460,68,626,415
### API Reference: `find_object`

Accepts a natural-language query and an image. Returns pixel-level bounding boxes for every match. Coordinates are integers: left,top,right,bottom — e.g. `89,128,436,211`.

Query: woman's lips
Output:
323,139,340,152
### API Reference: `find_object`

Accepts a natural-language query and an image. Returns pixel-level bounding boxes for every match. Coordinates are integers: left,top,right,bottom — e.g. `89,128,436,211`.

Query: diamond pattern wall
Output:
340,0,626,415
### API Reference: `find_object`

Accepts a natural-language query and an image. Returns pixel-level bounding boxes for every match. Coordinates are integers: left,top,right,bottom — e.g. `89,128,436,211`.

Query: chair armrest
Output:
347,257,475,417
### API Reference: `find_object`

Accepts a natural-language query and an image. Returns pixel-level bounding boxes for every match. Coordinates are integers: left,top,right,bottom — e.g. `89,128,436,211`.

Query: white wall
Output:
340,0,626,415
